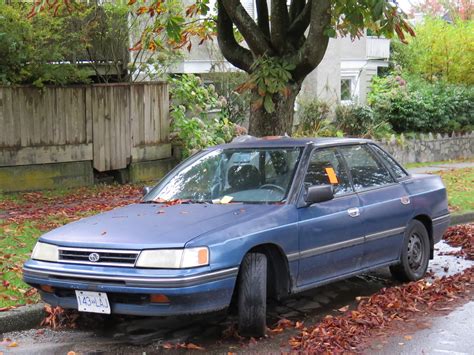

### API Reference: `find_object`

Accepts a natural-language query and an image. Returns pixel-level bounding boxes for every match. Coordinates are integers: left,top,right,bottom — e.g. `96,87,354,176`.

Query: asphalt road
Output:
1,241,472,354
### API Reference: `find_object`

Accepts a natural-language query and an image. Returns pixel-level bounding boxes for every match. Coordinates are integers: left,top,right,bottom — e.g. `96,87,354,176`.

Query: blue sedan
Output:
23,137,450,336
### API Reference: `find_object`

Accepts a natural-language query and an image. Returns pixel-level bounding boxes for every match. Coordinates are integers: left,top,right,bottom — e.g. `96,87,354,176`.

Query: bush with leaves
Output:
0,3,92,86
169,74,239,158
391,18,473,85
293,99,342,137
335,104,393,138
368,73,474,133
203,72,250,124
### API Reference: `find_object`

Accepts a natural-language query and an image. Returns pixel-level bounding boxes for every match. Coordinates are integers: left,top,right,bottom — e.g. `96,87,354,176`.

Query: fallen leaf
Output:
338,305,349,312
7,342,18,348
404,335,413,340
185,343,205,350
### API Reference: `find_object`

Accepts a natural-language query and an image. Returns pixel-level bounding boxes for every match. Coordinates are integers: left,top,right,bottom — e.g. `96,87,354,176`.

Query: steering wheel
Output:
259,184,286,194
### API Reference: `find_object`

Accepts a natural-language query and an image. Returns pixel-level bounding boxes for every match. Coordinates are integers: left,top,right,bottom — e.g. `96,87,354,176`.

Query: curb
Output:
450,212,474,226
0,303,45,334
1,214,473,334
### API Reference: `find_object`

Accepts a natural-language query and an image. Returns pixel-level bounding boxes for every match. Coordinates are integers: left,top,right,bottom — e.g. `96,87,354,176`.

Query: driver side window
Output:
305,148,353,196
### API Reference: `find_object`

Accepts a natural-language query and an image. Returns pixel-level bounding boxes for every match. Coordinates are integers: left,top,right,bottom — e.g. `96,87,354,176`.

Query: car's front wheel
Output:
237,252,267,337
390,220,430,282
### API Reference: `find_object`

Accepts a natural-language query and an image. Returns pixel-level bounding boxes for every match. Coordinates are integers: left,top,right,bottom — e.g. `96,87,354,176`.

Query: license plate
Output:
75,290,111,314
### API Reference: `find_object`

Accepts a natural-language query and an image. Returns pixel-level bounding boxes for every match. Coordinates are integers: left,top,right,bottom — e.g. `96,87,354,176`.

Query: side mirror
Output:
142,186,152,196
305,185,334,205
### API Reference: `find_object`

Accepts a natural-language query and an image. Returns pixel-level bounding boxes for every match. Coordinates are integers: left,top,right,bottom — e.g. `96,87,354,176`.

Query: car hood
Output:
39,203,283,249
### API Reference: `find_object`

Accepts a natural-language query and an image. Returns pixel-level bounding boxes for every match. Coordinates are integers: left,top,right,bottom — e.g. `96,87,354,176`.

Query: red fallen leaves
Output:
290,267,474,352
268,318,296,334
0,184,141,230
162,342,205,350
443,224,473,260
41,305,79,330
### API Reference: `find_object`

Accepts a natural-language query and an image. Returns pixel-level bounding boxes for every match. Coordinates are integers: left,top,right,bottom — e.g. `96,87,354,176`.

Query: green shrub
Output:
334,104,393,138
203,72,251,124
294,99,342,137
0,3,92,86
391,18,474,85
368,74,474,133
169,74,238,158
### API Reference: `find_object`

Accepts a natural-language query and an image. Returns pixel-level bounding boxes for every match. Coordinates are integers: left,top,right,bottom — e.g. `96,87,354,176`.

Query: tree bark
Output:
248,82,302,136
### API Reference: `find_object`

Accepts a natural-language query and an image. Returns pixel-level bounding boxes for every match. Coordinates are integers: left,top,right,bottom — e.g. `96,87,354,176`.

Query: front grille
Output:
58,247,139,267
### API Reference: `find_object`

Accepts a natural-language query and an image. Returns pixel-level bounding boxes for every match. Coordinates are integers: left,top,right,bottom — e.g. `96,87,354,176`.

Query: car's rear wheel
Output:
390,220,430,282
237,252,267,337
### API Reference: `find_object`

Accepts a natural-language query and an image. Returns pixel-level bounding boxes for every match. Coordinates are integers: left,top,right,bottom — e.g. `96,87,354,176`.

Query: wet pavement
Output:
1,240,473,354
370,301,474,355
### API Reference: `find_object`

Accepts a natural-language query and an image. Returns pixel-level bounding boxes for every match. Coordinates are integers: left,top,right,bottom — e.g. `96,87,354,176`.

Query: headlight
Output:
31,242,59,262
136,247,209,268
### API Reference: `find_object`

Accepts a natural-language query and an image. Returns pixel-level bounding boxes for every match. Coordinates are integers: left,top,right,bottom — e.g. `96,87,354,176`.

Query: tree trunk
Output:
248,82,301,137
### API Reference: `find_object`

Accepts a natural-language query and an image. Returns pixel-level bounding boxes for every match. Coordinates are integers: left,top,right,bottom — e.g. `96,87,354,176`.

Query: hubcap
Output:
407,233,424,271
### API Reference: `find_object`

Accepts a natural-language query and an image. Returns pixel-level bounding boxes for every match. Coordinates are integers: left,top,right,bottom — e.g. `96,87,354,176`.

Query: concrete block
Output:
128,158,177,183
0,161,93,192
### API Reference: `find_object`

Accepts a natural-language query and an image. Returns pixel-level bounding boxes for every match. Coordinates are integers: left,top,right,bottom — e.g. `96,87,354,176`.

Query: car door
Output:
297,147,365,288
338,144,413,268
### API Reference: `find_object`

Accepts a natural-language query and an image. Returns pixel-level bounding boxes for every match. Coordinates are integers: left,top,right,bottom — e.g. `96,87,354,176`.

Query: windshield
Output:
144,147,303,203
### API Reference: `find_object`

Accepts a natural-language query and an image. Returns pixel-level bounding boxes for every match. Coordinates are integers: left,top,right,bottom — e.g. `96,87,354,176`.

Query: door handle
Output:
347,207,360,217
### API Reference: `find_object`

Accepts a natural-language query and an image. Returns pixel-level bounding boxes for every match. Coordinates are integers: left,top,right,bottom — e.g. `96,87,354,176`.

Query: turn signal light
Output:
40,285,55,293
150,294,170,303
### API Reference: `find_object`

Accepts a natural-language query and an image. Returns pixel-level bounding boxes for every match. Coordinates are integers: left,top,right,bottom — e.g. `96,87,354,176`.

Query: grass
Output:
405,158,473,169
437,167,474,214
0,223,42,308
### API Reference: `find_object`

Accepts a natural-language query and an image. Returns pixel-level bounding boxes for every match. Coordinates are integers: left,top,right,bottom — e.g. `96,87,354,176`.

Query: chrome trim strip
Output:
56,260,137,268
286,252,300,262
299,237,365,259
432,214,450,222
23,266,239,288
365,226,405,242
58,246,140,254
288,226,406,261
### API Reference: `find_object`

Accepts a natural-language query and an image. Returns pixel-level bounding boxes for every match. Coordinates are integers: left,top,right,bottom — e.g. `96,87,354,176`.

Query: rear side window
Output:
369,144,408,179
305,148,353,196
339,145,394,191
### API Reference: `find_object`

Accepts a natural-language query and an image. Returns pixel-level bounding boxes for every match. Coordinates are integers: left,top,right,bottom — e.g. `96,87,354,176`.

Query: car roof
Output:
213,136,372,149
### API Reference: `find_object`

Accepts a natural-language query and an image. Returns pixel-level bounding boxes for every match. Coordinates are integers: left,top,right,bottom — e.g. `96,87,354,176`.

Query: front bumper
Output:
23,260,238,316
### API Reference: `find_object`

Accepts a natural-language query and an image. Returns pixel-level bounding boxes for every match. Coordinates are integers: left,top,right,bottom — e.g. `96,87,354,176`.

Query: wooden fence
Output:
0,82,170,172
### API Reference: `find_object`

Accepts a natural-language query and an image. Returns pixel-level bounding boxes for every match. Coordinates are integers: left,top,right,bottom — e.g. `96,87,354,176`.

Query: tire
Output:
237,252,267,337
390,220,430,282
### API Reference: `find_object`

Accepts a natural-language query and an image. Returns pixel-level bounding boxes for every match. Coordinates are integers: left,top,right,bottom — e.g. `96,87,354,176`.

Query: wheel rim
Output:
407,233,424,272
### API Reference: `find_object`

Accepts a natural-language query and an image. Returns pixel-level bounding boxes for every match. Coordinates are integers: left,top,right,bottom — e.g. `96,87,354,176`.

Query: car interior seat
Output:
227,165,261,191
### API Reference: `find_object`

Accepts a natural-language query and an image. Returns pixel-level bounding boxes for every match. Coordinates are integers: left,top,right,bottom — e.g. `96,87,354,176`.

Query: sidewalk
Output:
407,162,474,174
370,301,474,355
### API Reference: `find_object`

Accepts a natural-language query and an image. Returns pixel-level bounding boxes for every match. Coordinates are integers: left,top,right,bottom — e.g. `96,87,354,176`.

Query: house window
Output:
341,78,353,101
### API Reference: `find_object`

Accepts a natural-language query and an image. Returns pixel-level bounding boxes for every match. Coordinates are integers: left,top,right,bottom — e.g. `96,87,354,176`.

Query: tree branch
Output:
271,0,290,53
289,0,306,22
287,0,312,38
256,0,270,39
222,0,273,56
216,0,253,72
291,0,331,81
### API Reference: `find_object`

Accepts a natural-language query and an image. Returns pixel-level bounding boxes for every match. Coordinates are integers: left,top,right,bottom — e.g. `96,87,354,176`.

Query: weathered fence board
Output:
0,82,169,171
